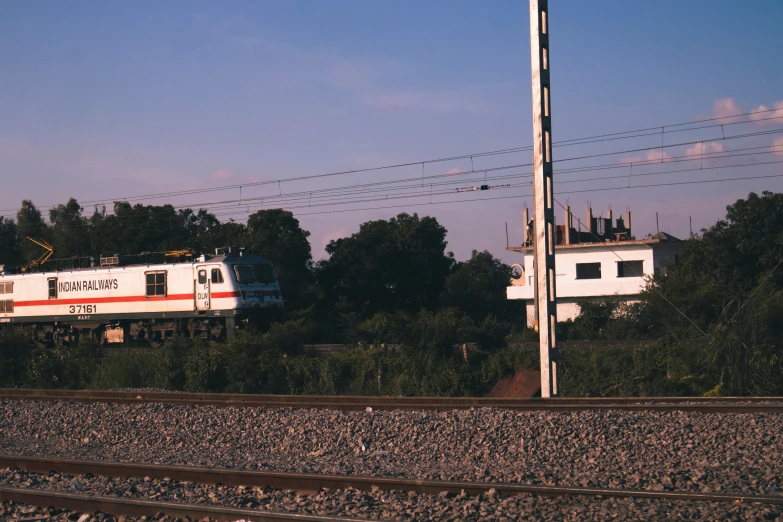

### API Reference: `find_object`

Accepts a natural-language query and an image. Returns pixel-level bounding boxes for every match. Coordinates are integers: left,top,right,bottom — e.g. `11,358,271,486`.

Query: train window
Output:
48,278,57,299
198,270,207,285
145,271,167,297
211,268,224,284
2,300,13,313
0,281,12,294
233,264,276,284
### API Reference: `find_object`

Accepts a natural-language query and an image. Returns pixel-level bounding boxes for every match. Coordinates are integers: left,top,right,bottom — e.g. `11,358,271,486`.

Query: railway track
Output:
1,388,782,412
0,487,357,521
2,455,782,506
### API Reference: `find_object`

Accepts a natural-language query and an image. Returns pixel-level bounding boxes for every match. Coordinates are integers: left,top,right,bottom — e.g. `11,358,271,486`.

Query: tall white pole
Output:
529,0,558,397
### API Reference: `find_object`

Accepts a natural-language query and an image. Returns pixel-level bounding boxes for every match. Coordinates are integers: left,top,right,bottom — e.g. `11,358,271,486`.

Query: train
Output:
0,247,283,346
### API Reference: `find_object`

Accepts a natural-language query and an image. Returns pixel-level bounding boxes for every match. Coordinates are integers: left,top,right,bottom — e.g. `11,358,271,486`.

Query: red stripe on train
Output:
14,291,243,307
14,293,196,307
211,291,241,299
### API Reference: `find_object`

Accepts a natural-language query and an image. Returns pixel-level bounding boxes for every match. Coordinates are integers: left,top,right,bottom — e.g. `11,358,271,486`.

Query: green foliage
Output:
183,341,221,392
0,216,21,267
222,319,313,393
441,250,517,322
16,200,49,264
0,329,33,387
90,348,160,390
48,198,90,258
317,213,454,318
246,209,313,310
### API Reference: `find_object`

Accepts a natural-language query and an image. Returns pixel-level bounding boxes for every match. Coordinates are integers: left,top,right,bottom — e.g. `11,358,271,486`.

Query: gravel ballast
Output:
2,469,782,521
2,400,781,495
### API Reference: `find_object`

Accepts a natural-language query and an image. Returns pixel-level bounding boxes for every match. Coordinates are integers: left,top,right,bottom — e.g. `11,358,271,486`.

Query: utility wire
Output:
4,107,780,214
72,129,783,217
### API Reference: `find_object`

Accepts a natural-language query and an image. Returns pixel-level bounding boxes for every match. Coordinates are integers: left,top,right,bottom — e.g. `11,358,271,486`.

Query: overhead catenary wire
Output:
218,173,783,219
49,128,783,221
3,107,781,215
204,160,783,219
168,142,783,213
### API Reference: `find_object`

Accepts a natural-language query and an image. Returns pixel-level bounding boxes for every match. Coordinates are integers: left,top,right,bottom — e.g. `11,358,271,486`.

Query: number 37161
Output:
69,305,97,313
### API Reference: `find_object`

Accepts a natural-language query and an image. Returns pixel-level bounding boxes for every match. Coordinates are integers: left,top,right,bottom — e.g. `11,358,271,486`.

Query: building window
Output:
48,278,57,299
211,268,224,284
0,281,12,294
145,271,167,297
617,260,644,278
0,300,12,313
198,270,207,285
576,262,601,280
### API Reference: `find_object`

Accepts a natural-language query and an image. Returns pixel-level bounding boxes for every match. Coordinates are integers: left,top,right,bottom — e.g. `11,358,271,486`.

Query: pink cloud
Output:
712,97,743,122
774,137,783,159
444,168,465,176
750,100,783,126
684,141,725,157
620,149,672,165
210,169,236,182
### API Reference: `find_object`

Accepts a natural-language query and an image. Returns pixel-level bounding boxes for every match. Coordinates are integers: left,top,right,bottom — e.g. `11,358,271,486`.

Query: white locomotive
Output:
0,248,283,346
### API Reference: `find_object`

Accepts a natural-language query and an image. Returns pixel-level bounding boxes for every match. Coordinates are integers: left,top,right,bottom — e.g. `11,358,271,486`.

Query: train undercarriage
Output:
13,317,238,348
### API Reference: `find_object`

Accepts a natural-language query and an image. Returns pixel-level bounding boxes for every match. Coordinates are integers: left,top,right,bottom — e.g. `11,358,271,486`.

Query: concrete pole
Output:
626,208,632,238
564,205,571,245
607,207,613,242
523,207,530,246
529,0,558,397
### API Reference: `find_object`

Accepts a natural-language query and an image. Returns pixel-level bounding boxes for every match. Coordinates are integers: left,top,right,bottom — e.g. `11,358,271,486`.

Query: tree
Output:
0,216,21,267
49,198,90,259
317,213,454,317
645,191,783,330
16,200,50,264
246,209,313,309
89,202,191,256
440,250,515,322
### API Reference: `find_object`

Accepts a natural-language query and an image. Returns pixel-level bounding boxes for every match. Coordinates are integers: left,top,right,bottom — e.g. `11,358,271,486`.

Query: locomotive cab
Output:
227,251,283,309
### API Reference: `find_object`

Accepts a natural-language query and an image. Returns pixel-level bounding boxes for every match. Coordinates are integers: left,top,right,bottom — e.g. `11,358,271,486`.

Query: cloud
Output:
750,100,783,126
210,169,236,182
710,97,783,126
712,97,743,122
444,168,465,176
620,149,672,165
361,89,486,114
684,141,725,158
775,137,783,159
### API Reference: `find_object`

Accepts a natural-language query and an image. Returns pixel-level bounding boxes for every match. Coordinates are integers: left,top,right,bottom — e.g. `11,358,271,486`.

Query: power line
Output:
3,107,780,214
205,159,783,218
215,172,783,218
170,142,783,212
66,129,783,219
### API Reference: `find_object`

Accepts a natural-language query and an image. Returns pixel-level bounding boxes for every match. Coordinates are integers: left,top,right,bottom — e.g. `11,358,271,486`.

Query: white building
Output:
506,207,682,327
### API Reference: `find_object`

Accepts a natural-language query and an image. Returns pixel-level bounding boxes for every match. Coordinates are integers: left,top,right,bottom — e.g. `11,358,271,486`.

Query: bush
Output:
90,348,160,390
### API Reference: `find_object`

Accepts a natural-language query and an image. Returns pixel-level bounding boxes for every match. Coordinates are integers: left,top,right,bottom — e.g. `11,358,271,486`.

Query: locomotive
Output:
0,247,283,346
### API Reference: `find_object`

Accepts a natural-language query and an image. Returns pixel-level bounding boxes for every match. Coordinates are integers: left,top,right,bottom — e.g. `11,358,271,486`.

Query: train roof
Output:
0,249,273,276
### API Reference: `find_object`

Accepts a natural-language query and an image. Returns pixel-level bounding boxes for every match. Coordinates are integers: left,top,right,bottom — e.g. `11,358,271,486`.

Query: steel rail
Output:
0,487,362,521
1,389,782,412
2,455,782,505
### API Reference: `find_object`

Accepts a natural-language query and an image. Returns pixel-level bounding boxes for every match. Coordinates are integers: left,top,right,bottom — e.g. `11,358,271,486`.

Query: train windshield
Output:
233,264,276,284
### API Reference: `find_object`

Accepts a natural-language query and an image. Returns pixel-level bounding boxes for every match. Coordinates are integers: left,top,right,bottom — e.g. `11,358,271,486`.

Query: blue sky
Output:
1,1,782,264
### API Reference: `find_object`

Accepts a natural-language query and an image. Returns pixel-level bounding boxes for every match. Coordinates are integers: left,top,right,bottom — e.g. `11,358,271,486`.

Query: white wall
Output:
507,241,679,328
507,243,654,301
